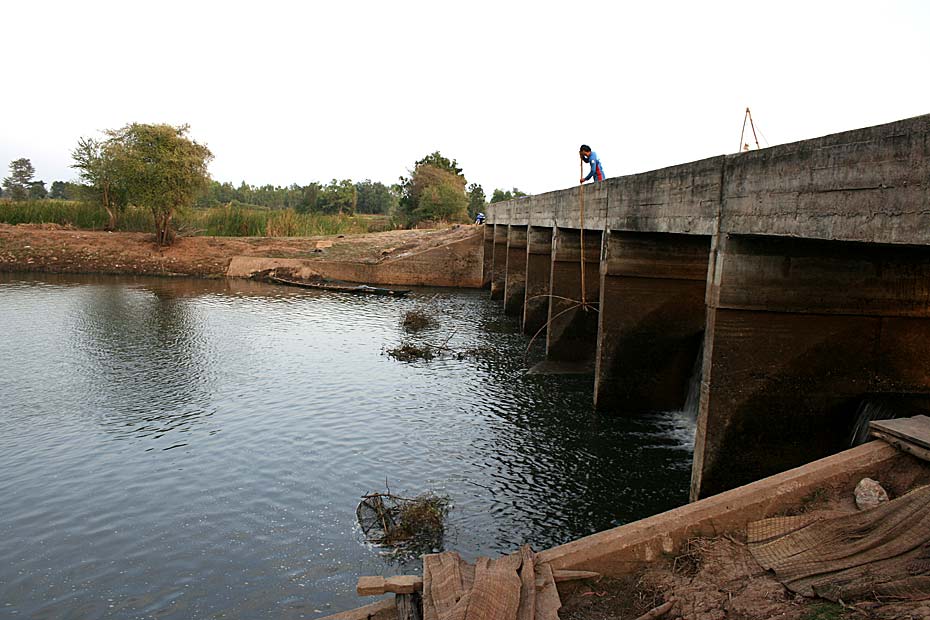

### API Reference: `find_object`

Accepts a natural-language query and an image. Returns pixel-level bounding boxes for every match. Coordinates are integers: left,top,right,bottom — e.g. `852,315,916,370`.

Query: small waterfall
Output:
682,336,705,422
848,398,907,447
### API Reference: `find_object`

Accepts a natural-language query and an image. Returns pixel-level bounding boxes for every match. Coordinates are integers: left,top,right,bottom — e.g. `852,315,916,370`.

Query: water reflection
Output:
69,280,215,445
0,273,693,619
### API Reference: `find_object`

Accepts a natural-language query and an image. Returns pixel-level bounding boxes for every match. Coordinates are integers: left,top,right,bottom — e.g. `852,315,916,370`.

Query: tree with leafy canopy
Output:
466,183,486,219
99,123,212,245
315,179,357,215
49,181,68,199
397,151,470,225
490,187,528,203
293,182,322,214
355,179,397,214
29,181,48,199
71,136,132,229
2,158,36,201
414,168,469,223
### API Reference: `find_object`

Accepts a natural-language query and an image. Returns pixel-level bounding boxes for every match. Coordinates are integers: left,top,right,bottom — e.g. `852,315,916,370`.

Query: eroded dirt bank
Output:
0,223,481,280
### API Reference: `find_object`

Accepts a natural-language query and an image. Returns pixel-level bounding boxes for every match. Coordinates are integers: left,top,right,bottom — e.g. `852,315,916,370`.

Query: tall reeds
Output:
0,200,390,237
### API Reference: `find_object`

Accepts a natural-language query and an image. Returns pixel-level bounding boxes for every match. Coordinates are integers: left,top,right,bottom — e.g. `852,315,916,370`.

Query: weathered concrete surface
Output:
539,441,923,575
227,229,484,287
605,155,724,234
523,226,553,336
503,225,527,317
594,232,710,412
546,228,601,363
708,234,930,316
488,114,930,246
720,114,930,245
481,224,493,288
691,234,930,499
488,186,608,231
490,224,507,299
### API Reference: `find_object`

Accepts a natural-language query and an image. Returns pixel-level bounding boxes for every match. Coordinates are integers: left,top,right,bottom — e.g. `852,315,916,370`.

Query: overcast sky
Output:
2,1,928,195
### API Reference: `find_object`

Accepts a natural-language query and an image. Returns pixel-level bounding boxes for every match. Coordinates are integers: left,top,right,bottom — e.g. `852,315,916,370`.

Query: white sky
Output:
2,1,929,195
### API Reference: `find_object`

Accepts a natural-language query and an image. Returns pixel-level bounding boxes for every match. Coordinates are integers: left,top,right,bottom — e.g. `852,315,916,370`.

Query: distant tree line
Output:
490,187,528,203
3,132,531,241
195,178,398,215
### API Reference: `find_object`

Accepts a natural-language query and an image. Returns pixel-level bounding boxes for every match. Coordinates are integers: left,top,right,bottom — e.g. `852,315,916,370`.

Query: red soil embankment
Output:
0,223,484,285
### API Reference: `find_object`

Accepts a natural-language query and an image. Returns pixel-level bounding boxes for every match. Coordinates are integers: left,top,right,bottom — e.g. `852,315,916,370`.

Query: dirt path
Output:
0,223,480,279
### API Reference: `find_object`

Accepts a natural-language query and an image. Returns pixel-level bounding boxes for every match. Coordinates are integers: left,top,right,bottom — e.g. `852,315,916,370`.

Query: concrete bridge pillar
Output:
504,226,528,317
691,234,930,500
546,227,602,363
523,226,553,336
490,224,507,300
594,231,711,412
481,224,494,288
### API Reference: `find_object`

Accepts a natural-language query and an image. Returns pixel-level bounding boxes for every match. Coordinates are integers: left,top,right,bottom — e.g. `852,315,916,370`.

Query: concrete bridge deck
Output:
483,113,930,499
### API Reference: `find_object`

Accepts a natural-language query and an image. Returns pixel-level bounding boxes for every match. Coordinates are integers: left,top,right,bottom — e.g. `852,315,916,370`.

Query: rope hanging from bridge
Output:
579,159,587,308
520,160,597,360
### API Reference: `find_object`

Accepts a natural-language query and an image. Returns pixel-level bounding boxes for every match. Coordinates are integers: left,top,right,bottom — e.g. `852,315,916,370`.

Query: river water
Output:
0,274,694,619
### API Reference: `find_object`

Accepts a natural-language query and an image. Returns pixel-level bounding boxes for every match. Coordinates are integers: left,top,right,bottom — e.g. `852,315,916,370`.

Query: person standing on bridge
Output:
579,145,605,183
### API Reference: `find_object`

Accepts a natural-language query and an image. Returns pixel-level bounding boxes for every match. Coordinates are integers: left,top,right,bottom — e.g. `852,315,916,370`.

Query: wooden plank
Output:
464,555,522,620
396,593,423,620
517,545,536,620
534,563,562,620
870,415,930,450
358,575,423,596
359,577,387,596
536,569,602,590
552,569,600,583
316,598,396,620
871,428,930,463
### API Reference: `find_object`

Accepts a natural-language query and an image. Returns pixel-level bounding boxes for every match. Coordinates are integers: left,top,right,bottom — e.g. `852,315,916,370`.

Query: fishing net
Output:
357,492,450,558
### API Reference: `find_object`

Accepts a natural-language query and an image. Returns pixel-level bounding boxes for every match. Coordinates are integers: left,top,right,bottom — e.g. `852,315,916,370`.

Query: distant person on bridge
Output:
579,145,605,183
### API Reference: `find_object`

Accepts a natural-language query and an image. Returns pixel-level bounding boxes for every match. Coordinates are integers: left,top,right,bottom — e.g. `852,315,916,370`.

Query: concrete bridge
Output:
483,114,930,500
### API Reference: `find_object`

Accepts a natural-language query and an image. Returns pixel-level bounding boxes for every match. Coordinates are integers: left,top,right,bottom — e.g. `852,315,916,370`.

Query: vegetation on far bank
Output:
0,200,387,237
3,125,528,244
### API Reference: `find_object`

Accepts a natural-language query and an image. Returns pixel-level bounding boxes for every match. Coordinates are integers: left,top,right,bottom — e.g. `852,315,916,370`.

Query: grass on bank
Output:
0,200,393,237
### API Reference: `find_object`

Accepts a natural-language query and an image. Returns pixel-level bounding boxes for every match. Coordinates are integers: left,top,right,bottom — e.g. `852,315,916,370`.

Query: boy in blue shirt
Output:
579,145,605,183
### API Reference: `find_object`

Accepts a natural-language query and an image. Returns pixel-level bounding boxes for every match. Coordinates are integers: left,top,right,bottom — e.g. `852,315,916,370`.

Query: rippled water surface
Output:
0,274,694,619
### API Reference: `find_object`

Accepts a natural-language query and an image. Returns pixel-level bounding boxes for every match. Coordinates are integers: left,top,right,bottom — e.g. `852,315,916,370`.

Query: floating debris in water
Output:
385,333,494,362
402,310,439,331
385,343,436,361
357,491,451,559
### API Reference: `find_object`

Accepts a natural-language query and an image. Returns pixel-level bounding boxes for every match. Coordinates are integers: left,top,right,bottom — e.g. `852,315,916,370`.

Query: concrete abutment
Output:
546,228,602,364
481,224,494,288
490,224,507,300
691,234,930,499
523,226,553,336
503,226,527,317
